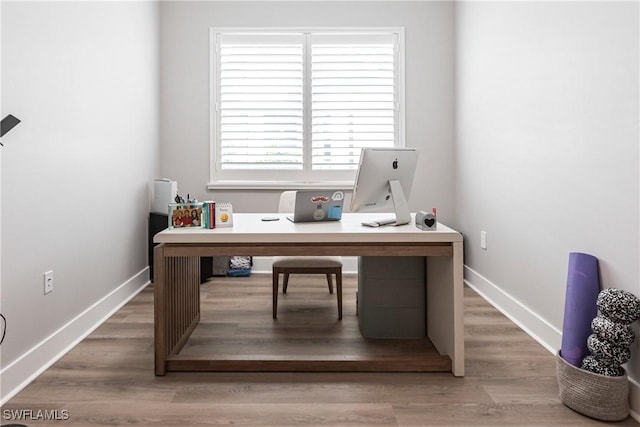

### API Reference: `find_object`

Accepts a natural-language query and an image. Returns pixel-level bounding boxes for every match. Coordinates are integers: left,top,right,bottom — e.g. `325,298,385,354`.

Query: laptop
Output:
287,190,345,223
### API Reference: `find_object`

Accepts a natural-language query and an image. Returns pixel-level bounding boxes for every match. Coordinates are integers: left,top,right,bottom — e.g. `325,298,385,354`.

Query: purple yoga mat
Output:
560,252,600,367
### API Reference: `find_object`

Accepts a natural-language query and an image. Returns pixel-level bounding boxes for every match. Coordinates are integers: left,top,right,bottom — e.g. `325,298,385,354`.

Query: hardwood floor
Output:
3,274,638,426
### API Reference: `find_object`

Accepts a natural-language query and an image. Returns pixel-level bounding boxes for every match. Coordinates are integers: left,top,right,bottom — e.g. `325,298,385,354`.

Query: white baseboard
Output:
0,268,150,406
463,266,562,353
251,256,359,274
464,265,640,420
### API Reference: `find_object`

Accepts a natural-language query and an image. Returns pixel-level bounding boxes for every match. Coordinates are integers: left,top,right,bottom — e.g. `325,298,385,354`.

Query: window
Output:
210,28,404,189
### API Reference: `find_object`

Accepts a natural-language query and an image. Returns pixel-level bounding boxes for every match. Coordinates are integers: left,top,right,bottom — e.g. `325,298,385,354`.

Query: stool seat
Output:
272,256,343,268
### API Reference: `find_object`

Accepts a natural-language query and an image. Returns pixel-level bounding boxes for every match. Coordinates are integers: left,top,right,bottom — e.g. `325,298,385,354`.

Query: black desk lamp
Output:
1,114,21,145
0,114,18,339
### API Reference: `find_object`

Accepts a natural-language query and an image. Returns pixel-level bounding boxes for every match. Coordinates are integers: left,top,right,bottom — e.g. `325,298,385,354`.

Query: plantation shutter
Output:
217,33,304,170
211,29,403,186
310,33,398,171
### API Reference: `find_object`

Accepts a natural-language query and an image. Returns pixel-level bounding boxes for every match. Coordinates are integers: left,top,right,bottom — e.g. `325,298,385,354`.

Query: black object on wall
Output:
1,114,21,138
148,212,212,283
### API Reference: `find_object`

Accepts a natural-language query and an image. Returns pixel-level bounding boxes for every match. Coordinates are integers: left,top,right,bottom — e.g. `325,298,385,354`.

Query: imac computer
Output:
350,147,419,227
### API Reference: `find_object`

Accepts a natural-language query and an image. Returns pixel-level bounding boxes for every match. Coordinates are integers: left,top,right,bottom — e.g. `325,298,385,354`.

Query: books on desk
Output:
203,201,215,229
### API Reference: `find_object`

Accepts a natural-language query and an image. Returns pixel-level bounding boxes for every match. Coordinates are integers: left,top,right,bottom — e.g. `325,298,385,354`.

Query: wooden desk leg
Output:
451,241,464,376
154,244,167,376
154,245,201,376
426,241,465,376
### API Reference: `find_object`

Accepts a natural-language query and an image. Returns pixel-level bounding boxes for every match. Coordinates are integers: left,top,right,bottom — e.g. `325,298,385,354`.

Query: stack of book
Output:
202,201,234,229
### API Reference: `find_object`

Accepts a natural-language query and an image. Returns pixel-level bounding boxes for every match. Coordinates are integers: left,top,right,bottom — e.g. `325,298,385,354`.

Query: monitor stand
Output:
361,179,412,227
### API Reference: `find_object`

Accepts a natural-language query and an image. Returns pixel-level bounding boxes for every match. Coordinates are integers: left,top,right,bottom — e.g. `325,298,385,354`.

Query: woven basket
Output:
556,351,629,421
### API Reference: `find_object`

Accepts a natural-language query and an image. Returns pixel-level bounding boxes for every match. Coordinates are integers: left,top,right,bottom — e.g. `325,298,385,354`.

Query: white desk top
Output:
154,213,462,245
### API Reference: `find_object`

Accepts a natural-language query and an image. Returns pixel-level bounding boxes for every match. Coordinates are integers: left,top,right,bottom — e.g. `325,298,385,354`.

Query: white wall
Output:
0,1,159,403
455,0,639,416
159,1,456,222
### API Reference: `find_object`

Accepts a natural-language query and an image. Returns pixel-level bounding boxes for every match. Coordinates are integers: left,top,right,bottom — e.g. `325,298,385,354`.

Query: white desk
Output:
153,213,464,376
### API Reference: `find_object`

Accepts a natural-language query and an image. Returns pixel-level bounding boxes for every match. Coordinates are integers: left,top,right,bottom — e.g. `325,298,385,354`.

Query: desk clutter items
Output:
166,197,234,230
227,256,252,277
415,208,437,231
557,252,640,422
202,201,234,229
203,201,216,229
214,202,233,228
210,256,251,277
169,202,204,229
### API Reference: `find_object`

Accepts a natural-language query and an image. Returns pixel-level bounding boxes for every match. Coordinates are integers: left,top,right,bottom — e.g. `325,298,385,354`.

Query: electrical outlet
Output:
480,230,487,250
43,270,54,294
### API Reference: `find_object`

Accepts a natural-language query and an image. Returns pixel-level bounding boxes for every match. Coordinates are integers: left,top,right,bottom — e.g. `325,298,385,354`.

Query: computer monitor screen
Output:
350,147,419,226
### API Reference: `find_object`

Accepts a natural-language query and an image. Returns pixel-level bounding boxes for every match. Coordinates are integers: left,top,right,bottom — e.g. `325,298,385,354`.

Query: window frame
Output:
208,27,406,190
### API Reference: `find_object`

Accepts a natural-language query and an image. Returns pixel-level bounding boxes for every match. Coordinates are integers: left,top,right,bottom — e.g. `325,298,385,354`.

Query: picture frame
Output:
168,203,204,229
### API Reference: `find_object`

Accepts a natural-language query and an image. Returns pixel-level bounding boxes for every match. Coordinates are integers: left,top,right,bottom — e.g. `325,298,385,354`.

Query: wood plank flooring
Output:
3,274,638,426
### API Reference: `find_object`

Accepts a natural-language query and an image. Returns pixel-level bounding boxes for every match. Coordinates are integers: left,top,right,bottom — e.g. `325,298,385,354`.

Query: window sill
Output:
207,180,354,191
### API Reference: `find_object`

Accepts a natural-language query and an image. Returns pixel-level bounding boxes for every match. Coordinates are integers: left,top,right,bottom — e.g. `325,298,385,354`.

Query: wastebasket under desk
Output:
148,212,213,283
358,256,426,338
